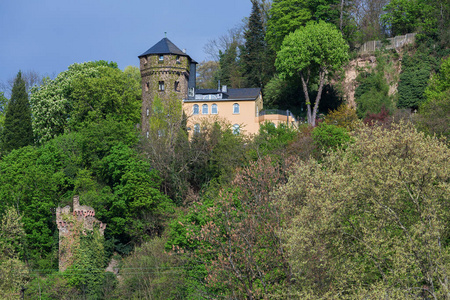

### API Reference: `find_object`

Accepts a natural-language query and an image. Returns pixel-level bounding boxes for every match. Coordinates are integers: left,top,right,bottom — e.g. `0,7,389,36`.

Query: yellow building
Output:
183,87,263,135
139,38,297,136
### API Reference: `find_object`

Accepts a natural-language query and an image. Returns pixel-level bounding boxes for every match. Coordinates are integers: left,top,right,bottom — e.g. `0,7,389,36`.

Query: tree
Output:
196,61,220,89
382,0,435,36
0,92,7,140
242,0,274,88
417,56,450,139
276,123,450,297
0,206,29,298
218,40,246,88
275,21,349,126
167,157,292,299
2,71,33,153
266,0,312,51
29,61,135,144
397,51,435,109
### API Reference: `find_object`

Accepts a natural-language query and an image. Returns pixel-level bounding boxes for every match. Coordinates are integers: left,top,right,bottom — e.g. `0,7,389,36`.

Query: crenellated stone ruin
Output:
56,195,106,272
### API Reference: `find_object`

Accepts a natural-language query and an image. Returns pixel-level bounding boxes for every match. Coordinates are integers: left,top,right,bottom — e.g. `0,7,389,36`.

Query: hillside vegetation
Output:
0,0,449,298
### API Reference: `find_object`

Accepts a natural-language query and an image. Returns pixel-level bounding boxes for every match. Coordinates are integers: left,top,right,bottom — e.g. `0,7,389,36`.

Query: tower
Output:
138,37,197,134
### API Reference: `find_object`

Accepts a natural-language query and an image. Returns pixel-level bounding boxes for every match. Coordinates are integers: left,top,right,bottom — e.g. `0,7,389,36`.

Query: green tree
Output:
0,206,29,299
417,56,450,139
397,51,435,109
167,157,292,299
276,123,450,297
242,0,274,88
2,71,33,152
354,56,394,120
275,21,349,126
29,61,138,143
196,60,220,89
218,41,245,88
266,0,312,51
382,0,436,36
0,92,7,150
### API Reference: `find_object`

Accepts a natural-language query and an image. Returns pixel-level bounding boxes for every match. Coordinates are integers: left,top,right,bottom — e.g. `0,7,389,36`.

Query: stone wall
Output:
56,195,106,272
140,54,191,134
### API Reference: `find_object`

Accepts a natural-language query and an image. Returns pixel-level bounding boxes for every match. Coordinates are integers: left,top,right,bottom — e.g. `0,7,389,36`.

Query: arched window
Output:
233,103,240,114
202,104,209,114
194,123,200,134
193,104,199,115
211,104,218,114
233,124,240,135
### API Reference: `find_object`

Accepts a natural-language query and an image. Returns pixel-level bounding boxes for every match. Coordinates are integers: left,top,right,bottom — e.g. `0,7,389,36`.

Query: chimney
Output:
188,61,197,99
222,85,228,93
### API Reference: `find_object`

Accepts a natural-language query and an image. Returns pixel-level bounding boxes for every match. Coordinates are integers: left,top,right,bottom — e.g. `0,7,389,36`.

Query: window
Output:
194,123,200,134
189,87,195,97
174,81,180,92
233,103,240,114
193,104,199,115
143,56,148,64
159,55,164,62
146,108,149,116
145,82,149,92
146,131,149,138
202,104,208,114
211,104,218,114
158,81,165,91
233,124,240,135
176,55,180,63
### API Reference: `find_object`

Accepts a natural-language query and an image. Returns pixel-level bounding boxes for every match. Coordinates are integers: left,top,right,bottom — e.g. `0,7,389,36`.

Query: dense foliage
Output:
2,1,450,298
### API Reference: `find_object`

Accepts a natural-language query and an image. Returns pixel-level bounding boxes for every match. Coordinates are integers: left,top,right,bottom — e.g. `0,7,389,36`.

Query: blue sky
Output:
0,0,252,94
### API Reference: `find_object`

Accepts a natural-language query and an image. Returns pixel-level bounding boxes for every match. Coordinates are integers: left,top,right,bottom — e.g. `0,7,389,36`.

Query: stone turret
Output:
138,37,197,136
56,195,106,272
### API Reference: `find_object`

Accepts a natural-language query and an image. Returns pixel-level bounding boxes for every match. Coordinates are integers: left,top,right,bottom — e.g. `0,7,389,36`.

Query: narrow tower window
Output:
158,81,165,91
174,81,180,92
159,55,164,62
145,82,149,91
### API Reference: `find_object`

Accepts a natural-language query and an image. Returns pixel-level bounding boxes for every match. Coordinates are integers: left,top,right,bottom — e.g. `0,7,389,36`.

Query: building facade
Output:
139,38,296,136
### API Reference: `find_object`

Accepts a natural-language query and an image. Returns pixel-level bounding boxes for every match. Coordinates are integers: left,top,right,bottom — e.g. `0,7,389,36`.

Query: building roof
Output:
190,88,261,101
139,37,192,58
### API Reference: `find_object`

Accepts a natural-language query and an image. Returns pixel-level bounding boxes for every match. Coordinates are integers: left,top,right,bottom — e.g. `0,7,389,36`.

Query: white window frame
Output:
233,124,240,135
194,123,200,134
233,103,240,114
211,103,218,114
193,104,199,115
202,104,208,115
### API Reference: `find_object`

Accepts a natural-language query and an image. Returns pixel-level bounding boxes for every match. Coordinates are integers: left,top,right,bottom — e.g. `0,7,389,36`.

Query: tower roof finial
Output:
164,31,167,37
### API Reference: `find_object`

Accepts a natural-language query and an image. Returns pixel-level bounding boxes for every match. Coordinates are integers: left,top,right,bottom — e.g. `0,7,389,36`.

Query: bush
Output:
312,124,351,152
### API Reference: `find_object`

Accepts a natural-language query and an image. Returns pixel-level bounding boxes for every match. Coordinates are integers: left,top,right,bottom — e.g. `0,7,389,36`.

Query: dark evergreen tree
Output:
2,71,33,152
242,0,275,88
218,41,245,88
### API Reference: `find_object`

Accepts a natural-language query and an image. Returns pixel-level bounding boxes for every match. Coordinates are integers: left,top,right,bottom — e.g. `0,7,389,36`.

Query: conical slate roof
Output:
139,37,187,57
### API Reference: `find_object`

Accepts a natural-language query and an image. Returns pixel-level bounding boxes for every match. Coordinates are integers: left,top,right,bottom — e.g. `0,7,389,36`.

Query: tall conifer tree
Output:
2,71,33,152
242,0,274,88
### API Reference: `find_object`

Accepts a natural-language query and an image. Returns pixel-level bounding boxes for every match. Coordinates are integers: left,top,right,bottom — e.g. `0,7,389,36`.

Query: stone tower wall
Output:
140,54,190,133
56,195,106,272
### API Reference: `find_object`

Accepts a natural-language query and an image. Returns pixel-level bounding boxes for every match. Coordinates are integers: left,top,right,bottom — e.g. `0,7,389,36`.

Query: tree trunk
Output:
311,70,326,127
300,71,312,125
